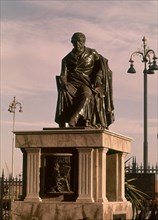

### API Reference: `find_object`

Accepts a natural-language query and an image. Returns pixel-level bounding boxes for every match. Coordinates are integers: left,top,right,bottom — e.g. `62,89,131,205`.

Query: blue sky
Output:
1,0,158,176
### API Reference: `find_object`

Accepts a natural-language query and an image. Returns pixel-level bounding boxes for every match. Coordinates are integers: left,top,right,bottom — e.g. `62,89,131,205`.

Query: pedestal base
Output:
12,201,132,220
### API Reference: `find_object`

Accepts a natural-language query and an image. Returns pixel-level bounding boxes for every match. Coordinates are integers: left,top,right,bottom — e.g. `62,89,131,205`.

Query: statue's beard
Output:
74,46,84,55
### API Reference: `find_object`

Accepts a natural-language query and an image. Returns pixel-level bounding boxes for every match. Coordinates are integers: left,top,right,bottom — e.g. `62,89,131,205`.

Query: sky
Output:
1,0,158,177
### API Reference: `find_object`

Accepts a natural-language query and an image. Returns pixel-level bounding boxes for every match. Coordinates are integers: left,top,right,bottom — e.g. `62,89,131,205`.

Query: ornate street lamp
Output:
8,96,23,178
127,37,158,173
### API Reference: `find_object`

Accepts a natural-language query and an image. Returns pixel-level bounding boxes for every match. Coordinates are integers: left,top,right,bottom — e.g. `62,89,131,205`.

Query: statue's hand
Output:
95,86,106,98
94,77,102,88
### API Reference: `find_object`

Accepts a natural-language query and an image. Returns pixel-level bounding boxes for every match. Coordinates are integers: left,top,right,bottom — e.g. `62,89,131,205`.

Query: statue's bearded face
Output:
71,37,85,54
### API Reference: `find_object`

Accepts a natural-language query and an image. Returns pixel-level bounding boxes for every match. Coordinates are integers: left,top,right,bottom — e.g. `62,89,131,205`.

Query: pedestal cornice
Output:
14,128,132,153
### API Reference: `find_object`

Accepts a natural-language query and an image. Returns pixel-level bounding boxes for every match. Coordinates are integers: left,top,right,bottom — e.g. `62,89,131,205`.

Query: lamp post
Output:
8,96,22,178
127,37,158,173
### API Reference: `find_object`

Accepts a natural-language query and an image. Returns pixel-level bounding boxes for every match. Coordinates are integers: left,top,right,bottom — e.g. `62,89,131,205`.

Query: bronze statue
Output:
55,32,114,129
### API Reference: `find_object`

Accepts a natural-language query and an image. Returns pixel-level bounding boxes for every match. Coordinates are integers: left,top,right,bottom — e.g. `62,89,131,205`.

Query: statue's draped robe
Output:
55,47,114,128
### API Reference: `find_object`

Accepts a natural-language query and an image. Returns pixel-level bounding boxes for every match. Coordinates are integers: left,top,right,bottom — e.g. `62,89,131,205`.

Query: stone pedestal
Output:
13,128,132,220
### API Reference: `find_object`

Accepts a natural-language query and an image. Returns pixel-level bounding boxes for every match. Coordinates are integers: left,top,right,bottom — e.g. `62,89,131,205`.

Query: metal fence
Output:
125,157,158,174
0,172,23,220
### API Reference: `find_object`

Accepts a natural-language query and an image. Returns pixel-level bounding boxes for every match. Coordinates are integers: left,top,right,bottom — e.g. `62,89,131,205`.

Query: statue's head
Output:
71,32,86,44
71,32,86,53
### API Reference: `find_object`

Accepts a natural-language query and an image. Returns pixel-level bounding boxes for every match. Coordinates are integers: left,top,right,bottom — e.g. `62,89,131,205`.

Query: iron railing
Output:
0,172,23,220
125,157,158,174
